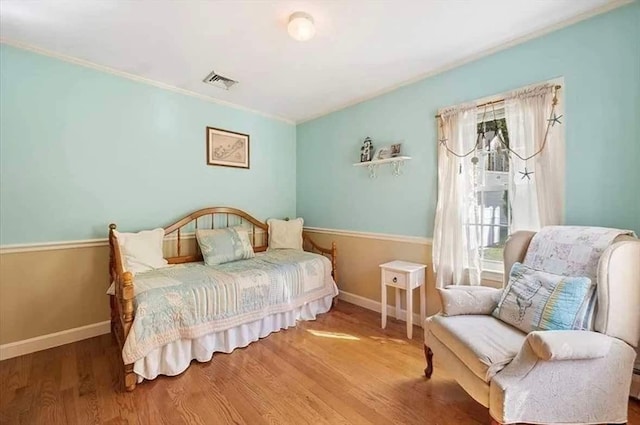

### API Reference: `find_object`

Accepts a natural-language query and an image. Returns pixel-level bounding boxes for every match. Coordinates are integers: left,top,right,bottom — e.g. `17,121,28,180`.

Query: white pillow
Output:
267,218,303,250
438,286,502,316
113,228,168,274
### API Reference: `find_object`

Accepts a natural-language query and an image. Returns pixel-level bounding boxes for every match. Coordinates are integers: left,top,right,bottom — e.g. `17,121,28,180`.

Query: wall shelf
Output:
353,156,411,178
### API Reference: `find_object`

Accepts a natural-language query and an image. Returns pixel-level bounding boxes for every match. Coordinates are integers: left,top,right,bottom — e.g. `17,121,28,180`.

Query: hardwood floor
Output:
1,302,639,424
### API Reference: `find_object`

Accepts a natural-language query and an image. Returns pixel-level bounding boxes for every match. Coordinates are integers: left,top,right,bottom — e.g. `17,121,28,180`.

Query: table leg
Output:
381,281,387,329
395,288,401,320
406,285,413,339
420,282,426,328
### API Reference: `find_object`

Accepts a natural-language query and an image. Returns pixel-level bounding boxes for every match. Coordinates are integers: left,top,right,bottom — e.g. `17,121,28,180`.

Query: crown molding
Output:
297,0,632,124
0,38,295,125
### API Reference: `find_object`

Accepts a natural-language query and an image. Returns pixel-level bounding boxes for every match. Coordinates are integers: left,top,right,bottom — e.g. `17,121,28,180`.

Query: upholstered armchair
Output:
424,229,640,425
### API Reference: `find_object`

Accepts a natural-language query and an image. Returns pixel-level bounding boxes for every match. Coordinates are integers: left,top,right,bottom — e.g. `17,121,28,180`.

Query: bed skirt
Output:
133,291,336,382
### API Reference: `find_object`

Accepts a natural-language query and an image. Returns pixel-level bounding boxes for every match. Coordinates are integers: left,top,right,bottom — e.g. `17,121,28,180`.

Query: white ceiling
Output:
0,0,620,123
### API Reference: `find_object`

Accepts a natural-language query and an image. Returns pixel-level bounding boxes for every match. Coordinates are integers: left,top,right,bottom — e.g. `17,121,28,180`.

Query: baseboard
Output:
338,290,423,325
0,320,111,361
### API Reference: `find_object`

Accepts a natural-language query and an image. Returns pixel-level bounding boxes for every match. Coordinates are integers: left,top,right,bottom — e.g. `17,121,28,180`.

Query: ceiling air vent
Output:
203,70,238,90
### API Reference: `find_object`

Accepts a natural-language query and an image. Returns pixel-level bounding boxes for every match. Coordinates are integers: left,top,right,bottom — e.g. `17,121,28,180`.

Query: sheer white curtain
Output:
433,106,481,288
505,85,565,231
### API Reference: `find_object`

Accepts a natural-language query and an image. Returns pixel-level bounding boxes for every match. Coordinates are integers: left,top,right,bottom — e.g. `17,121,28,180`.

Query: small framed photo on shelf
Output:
390,143,402,157
206,127,250,169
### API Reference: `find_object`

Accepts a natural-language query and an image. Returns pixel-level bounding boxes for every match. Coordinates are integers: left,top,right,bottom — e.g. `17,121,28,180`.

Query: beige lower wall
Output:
0,231,436,346
0,246,111,345
305,231,442,318
0,229,495,346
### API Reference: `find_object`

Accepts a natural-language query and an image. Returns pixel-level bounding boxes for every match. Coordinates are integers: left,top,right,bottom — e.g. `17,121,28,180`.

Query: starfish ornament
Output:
519,167,534,181
547,113,563,126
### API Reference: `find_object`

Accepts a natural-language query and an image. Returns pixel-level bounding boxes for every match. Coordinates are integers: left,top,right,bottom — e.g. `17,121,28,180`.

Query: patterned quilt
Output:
122,249,337,364
523,226,636,281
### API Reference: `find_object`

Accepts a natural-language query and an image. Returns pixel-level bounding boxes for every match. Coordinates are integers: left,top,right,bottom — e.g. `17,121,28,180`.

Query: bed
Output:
108,207,338,391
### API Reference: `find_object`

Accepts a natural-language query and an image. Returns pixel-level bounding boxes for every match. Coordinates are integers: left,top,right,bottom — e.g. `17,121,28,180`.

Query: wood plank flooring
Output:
1,301,639,424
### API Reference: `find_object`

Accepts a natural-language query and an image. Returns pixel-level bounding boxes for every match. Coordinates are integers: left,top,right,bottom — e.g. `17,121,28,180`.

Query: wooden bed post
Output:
108,224,117,335
122,271,135,331
109,223,137,392
122,271,137,391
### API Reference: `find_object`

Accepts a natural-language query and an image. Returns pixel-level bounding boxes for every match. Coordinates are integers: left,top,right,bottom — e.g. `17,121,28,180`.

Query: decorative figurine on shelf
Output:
360,137,373,162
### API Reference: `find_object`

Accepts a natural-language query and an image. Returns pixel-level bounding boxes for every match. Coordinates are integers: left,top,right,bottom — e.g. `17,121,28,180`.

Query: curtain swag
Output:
436,83,558,117
505,83,555,101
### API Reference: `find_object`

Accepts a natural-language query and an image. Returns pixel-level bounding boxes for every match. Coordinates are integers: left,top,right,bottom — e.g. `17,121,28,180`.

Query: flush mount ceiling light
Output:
287,12,315,41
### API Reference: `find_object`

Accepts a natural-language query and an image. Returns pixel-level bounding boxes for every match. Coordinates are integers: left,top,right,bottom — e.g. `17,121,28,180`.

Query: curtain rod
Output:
434,84,562,118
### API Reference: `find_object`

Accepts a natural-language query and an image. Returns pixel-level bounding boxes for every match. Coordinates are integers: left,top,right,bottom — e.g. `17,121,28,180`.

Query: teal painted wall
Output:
0,45,296,244
297,3,640,237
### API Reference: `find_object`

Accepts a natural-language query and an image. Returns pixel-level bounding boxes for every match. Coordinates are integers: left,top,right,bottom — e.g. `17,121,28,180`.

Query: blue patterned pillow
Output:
196,227,255,266
492,262,596,333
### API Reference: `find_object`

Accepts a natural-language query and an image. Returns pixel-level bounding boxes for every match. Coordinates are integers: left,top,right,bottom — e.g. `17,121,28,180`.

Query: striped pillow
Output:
492,262,596,333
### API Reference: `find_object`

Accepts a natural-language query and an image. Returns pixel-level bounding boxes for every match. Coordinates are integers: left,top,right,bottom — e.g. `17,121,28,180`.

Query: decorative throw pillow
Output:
196,227,255,266
113,228,168,274
493,262,596,333
438,286,502,316
267,218,303,250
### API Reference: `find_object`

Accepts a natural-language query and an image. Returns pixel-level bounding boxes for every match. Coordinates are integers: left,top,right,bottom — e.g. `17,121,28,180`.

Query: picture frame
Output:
390,143,402,157
206,127,250,169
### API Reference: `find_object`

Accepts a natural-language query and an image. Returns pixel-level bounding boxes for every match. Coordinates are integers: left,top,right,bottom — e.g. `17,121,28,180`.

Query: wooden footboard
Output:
108,208,337,392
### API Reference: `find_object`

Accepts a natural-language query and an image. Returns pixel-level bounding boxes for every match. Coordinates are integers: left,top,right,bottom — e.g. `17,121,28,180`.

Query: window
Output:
433,82,564,287
470,108,511,273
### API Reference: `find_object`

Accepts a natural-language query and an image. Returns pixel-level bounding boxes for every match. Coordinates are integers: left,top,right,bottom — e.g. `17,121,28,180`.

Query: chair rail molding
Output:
0,238,109,254
303,227,432,245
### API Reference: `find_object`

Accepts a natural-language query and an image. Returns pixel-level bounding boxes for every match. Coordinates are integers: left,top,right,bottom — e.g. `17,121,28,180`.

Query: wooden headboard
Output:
109,206,335,269
161,207,269,264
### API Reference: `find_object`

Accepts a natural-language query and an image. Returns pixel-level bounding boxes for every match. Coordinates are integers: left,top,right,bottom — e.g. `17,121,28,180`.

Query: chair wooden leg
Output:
424,345,433,378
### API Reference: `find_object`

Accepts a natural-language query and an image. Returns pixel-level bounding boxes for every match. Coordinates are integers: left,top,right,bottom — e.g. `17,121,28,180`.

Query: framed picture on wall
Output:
206,127,250,169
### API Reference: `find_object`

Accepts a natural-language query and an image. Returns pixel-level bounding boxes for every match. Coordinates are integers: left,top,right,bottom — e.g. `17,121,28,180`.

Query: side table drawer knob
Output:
392,277,397,283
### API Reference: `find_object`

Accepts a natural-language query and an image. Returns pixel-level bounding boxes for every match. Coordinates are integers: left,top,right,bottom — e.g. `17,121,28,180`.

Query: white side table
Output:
380,260,427,339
